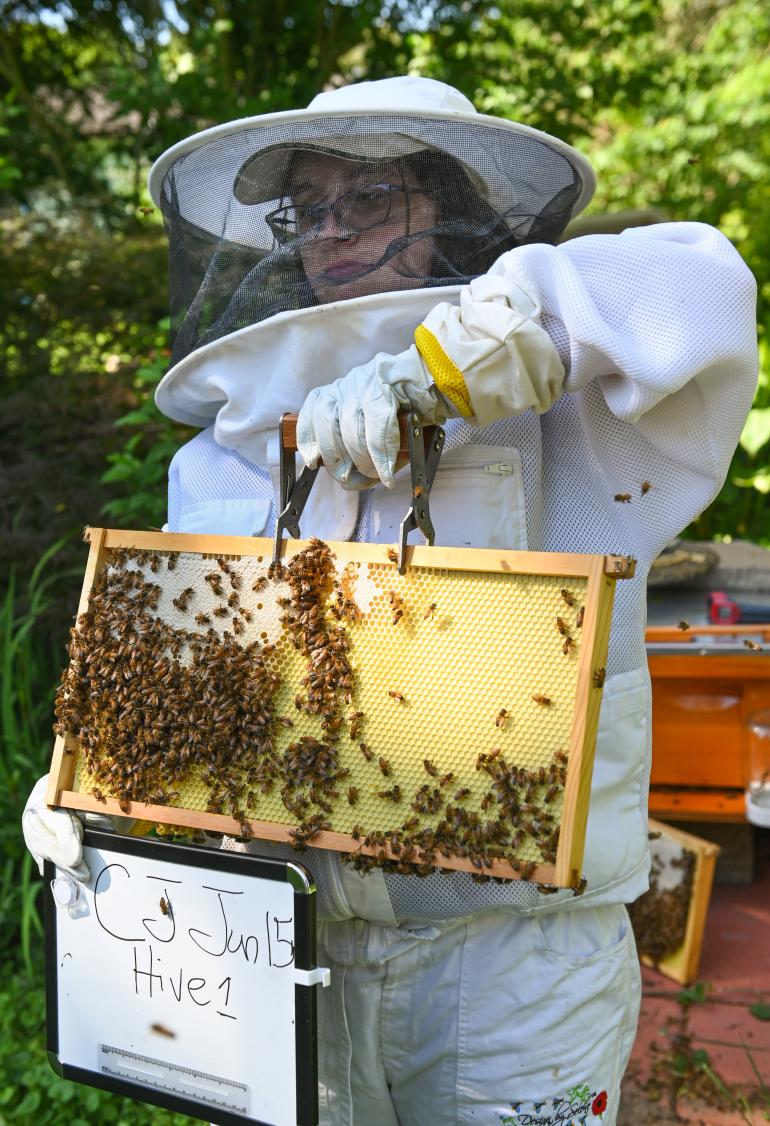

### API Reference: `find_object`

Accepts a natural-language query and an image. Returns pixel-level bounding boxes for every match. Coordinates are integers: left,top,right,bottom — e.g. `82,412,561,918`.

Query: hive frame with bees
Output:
629,819,720,985
47,527,634,889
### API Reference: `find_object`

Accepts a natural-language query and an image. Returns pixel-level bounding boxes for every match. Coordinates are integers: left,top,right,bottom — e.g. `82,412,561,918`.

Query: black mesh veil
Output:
156,114,590,366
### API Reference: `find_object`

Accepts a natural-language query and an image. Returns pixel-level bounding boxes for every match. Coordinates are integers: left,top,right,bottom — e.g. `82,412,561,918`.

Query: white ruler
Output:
99,1043,250,1115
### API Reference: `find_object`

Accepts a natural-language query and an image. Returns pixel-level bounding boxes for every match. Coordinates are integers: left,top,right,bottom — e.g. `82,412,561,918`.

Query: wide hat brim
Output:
148,106,596,237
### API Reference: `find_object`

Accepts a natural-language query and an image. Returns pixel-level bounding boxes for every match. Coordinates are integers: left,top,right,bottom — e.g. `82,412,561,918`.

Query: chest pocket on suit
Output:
368,444,528,550
177,498,272,536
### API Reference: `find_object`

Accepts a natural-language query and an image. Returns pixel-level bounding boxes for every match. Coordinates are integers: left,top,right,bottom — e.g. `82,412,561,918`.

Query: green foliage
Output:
750,1002,770,1022
101,323,193,530
676,980,712,1008
0,970,194,1124
0,540,84,972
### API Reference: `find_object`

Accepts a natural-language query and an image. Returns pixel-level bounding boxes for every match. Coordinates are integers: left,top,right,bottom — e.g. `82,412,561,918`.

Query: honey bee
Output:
232,616,245,635
386,548,398,564
204,571,224,596
555,617,569,636
495,708,508,728
92,788,105,803
376,785,402,802
438,772,455,787
195,612,211,627
347,786,359,805
614,493,632,503
388,690,406,703
562,637,575,656
166,554,178,571
413,484,424,498
531,694,552,706
351,824,364,840
172,587,194,612
392,608,404,625
677,620,690,631
575,606,584,629
559,588,576,607
592,668,606,688
360,743,374,762
252,576,268,591
378,757,392,777
227,591,240,608
641,480,652,495
454,787,471,801
159,896,171,916
554,750,568,764
744,639,763,651
544,785,560,804
423,758,438,777
150,1023,176,1038
423,602,437,619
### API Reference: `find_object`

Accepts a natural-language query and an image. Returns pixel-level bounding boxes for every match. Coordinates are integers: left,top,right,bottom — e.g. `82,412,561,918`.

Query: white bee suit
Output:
160,220,757,1123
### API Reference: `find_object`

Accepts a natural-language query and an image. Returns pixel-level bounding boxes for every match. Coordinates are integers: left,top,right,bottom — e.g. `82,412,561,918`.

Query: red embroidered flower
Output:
592,1090,608,1116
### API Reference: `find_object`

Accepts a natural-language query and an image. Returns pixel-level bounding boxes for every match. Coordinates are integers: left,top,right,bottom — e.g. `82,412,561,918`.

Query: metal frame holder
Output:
397,412,445,573
272,411,445,570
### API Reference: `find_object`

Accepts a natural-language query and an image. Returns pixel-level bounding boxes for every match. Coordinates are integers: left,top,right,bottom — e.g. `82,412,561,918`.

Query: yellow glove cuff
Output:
414,325,474,419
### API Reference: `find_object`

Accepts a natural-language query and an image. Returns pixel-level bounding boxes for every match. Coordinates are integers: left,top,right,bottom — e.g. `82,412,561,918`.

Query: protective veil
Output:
150,76,594,368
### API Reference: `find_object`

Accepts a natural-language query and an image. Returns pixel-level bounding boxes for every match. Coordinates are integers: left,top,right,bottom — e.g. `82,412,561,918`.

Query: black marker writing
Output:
133,944,163,998
188,890,259,963
95,865,145,943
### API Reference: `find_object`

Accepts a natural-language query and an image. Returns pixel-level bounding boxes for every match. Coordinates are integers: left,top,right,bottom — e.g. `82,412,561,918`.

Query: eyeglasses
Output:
266,182,427,245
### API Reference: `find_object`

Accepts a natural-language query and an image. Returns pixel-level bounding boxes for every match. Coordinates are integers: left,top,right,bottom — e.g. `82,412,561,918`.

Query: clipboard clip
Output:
292,965,331,988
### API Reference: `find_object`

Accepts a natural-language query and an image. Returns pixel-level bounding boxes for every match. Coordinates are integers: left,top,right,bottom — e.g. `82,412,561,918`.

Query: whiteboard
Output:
45,830,324,1126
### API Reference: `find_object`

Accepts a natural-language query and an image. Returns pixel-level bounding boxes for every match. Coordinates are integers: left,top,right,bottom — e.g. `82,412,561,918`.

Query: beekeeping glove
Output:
296,344,452,489
297,271,564,488
22,774,90,882
412,269,565,427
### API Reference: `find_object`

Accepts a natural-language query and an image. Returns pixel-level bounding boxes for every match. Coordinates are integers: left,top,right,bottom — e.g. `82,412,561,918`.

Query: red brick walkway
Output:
620,833,770,1124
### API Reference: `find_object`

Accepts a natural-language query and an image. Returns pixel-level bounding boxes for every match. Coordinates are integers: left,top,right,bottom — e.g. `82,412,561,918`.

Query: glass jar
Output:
743,708,770,827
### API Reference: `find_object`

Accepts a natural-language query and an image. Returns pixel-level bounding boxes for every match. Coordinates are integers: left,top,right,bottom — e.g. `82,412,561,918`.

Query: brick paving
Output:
619,832,770,1124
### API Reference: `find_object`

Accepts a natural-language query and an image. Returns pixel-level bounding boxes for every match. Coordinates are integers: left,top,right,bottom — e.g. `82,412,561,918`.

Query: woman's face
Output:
290,152,437,304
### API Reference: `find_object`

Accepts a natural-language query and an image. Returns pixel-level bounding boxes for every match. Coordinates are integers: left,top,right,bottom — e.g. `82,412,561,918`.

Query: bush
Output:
0,970,194,1125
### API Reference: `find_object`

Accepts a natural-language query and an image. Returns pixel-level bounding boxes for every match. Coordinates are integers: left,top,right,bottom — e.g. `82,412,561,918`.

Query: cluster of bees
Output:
54,548,284,829
54,539,579,883
627,841,696,963
339,747,569,886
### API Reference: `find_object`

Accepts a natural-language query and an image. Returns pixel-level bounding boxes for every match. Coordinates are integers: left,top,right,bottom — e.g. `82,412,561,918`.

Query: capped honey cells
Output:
53,535,602,883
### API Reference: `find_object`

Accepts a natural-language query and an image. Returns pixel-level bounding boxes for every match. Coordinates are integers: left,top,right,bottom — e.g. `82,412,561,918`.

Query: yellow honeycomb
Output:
69,539,596,873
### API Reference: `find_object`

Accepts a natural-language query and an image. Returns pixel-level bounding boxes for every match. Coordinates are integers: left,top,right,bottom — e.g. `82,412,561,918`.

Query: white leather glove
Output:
296,344,451,489
22,774,90,882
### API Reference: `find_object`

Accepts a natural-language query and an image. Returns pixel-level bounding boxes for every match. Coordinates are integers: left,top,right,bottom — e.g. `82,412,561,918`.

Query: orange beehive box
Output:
645,625,770,822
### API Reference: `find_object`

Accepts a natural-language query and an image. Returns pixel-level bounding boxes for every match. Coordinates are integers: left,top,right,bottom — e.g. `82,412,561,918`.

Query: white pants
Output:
316,904,641,1126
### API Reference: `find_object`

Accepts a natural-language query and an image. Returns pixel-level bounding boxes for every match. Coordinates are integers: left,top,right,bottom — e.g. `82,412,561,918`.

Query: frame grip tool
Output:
272,412,445,568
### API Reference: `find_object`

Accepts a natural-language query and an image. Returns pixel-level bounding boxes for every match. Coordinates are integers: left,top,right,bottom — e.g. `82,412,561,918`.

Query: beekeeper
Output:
25,76,758,1125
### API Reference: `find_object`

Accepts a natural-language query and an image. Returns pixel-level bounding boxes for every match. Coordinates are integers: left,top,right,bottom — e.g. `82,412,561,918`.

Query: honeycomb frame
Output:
48,528,633,888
